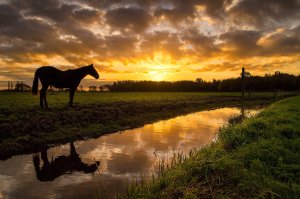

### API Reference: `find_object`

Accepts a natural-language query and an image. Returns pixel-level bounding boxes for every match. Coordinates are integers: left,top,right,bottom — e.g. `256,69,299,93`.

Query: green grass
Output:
125,96,300,199
0,91,292,110
0,91,294,160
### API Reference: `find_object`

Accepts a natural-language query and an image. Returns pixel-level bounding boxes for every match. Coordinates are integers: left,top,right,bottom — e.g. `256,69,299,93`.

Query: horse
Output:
32,64,99,107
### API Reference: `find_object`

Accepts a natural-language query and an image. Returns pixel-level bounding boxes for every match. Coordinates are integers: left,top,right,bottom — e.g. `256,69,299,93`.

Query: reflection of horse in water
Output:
32,64,99,107
33,142,100,181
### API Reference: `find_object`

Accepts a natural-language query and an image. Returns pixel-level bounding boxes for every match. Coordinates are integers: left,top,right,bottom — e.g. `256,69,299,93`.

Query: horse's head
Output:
88,63,99,79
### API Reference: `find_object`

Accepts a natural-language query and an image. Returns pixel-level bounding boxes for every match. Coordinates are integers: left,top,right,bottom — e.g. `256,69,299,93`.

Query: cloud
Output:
227,0,300,28
105,7,152,33
182,28,219,56
0,4,21,26
139,31,184,58
218,27,300,57
258,26,300,56
195,61,240,72
219,30,262,57
154,3,196,25
0,0,300,83
104,35,138,57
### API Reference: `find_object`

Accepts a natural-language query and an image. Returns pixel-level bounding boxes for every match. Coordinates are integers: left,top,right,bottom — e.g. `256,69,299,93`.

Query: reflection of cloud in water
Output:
0,107,259,198
107,150,151,174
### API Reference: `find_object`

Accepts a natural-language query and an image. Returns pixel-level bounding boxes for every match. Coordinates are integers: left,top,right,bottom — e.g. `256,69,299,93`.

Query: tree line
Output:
106,71,300,92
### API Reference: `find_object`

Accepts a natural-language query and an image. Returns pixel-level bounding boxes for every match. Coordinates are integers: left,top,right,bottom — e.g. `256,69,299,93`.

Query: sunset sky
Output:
0,0,300,86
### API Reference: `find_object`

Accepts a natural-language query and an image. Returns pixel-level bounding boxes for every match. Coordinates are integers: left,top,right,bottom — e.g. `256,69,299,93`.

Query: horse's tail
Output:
32,69,39,95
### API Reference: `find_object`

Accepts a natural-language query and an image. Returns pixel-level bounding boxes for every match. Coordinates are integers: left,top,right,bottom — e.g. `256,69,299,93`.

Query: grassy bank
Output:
0,92,292,160
126,96,300,199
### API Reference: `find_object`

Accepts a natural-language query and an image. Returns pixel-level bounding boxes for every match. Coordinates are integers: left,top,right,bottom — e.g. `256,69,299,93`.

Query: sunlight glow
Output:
148,70,165,81
138,51,176,81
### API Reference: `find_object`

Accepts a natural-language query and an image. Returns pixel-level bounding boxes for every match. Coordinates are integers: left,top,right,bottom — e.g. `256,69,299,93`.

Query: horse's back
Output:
37,66,69,88
37,66,61,74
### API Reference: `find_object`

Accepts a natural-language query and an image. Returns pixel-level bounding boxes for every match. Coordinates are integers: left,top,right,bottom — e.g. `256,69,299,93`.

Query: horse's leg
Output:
40,89,44,107
43,85,49,108
40,86,48,108
40,83,49,108
69,88,75,107
43,89,48,108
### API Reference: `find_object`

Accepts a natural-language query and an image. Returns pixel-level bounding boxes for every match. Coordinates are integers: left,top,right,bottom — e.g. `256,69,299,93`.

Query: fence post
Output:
241,67,245,99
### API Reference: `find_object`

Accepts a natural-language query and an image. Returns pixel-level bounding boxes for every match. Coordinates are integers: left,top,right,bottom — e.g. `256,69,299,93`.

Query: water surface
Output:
0,107,259,199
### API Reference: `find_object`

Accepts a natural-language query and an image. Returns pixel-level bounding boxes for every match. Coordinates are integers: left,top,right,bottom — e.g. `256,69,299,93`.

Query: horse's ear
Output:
91,63,93,67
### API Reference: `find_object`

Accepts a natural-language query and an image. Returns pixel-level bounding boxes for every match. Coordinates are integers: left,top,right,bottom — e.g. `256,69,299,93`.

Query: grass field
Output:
0,91,295,160
0,91,283,110
125,96,300,199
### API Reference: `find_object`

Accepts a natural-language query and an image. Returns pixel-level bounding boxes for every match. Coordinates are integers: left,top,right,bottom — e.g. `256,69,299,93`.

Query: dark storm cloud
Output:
104,35,138,57
11,0,77,23
259,26,300,56
228,0,300,28
219,27,300,57
152,0,300,28
199,0,231,20
11,0,103,42
0,3,58,43
154,3,196,24
23,1,101,25
79,0,157,10
139,31,184,58
1,18,57,43
0,4,20,26
182,29,219,56
105,7,152,33
153,0,234,23
0,0,104,63
73,8,101,23
219,30,262,57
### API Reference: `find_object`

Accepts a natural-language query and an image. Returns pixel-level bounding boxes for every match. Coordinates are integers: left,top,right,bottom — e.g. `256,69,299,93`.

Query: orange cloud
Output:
0,0,299,85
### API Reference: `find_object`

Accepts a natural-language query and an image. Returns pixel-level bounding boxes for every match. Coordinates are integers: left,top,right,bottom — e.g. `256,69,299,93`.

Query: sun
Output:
149,70,165,81
137,51,176,81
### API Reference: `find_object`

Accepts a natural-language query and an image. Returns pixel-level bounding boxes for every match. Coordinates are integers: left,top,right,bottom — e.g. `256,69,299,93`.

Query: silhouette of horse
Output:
33,142,100,181
32,64,99,107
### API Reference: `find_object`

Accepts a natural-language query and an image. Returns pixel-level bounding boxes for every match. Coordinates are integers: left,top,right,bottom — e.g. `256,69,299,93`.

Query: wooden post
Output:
241,67,245,99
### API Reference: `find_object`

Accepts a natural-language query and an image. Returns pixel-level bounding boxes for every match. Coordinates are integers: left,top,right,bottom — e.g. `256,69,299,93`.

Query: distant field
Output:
0,91,292,110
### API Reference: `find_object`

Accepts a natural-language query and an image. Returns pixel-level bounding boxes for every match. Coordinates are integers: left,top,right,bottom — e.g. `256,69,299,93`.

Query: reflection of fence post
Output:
241,101,245,120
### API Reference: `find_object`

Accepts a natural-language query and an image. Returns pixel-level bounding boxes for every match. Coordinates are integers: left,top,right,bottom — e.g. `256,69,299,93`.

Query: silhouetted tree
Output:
105,72,300,92
89,85,97,92
14,82,31,91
